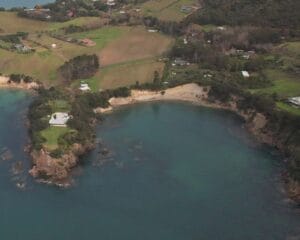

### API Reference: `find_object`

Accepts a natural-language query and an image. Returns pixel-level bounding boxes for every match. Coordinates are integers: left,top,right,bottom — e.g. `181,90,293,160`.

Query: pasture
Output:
253,69,300,98
0,25,172,86
141,0,199,22
72,58,165,90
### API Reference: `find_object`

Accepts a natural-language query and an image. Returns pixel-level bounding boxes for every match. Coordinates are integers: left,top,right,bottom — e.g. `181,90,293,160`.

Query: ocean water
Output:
0,90,299,240
0,0,53,8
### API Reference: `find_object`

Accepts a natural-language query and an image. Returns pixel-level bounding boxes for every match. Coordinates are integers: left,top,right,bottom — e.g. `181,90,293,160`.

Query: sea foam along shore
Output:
0,76,39,90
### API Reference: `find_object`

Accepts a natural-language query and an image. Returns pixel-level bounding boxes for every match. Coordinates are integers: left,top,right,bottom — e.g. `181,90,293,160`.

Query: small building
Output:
288,97,300,107
241,71,250,78
242,54,250,60
148,29,158,33
107,0,116,6
217,26,226,31
181,5,193,13
80,38,96,47
172,58,190,66
14,44,32,53
49,112,70,127
79,83,91,91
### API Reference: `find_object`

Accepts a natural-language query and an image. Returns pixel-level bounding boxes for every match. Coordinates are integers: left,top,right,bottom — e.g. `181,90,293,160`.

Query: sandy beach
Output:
95,83,235,113
0,76,39,90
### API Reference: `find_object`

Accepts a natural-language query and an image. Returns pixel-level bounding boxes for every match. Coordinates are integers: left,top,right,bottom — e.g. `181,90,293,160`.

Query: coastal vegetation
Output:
0,0,299,200
58,54,99,81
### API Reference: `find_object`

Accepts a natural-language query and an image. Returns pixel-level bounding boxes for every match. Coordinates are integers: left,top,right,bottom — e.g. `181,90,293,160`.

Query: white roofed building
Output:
288,97,300,107
49,112,70,127
241,71,250,78
79,83,91,91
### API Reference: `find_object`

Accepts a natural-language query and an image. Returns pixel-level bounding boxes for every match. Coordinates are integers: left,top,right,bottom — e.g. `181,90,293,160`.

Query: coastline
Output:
96,83,300,203
0,76,39,91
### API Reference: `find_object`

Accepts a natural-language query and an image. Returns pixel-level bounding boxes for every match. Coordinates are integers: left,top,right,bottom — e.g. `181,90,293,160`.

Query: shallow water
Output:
0,0,53,8
0,90,299,240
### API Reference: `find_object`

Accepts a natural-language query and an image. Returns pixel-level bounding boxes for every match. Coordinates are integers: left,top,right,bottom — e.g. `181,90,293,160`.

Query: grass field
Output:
0,12,50,34
73,58,165,90
98,27,173,66
40,126,71,151
49,100,71,112
141,0,198,22
276,102,300,116
0,12,105,34
0,25,172,86
253,69,300,98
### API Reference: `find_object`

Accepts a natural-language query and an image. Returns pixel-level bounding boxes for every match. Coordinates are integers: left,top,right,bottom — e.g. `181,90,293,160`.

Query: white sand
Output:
95,83,234,114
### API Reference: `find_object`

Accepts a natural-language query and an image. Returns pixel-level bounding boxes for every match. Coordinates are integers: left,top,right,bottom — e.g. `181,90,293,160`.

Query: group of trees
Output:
19,0,106,22
0,32,28,44
9,74,33,83
58,54,99,82
194,0,300,29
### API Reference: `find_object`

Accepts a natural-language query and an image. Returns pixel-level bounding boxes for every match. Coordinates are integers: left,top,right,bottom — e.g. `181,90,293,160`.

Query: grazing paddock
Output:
0,12,108,34
49,17,108,31
0,24,172,87
0,12,49,34
99,59,165,89
99,27,173,66
73,58,165,90
141,0,198,22
0,48,64,84
253,69,300,98
67,26,124,50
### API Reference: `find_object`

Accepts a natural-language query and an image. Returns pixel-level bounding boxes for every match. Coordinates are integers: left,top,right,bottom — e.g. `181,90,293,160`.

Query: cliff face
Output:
29,143,94,187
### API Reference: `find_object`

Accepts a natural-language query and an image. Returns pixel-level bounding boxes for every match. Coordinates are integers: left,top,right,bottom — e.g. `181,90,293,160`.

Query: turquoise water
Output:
0,90,299,239
0,0,52,8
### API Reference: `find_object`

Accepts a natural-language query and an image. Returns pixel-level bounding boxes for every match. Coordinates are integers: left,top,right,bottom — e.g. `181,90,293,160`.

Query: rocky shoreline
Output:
25,82,300,202
29,143,95,187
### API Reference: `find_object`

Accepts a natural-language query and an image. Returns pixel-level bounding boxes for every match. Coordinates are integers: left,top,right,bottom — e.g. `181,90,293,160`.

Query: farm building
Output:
79,83,91,91
14,44,32,53
172,58,190,66
107,0,116,6
80,38,96,47
241,71,250,78
49,112,70,127
181,5,193,13
288,97,300,107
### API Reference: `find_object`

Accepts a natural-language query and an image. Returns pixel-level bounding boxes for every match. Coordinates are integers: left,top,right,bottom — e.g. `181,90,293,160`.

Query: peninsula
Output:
0,0,299,203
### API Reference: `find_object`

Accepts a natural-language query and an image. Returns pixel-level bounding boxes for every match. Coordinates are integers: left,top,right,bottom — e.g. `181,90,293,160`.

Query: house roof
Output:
49,112,70,126
241,71,250,78
289,97,300,106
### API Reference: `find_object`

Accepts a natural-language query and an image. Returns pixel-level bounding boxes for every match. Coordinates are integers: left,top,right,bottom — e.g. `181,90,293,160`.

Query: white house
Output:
106,0,115,6
288,97,300,107
241,71,250,78
49,112,70,127
79,83,91,91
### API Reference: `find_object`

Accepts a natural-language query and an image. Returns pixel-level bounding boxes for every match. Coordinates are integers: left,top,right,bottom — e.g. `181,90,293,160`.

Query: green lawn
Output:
72,58,165,91
40,126,71,151
49,100,71,112
67,26,125,49
276,102,300,116
253,69,300,98
141,0,199,22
